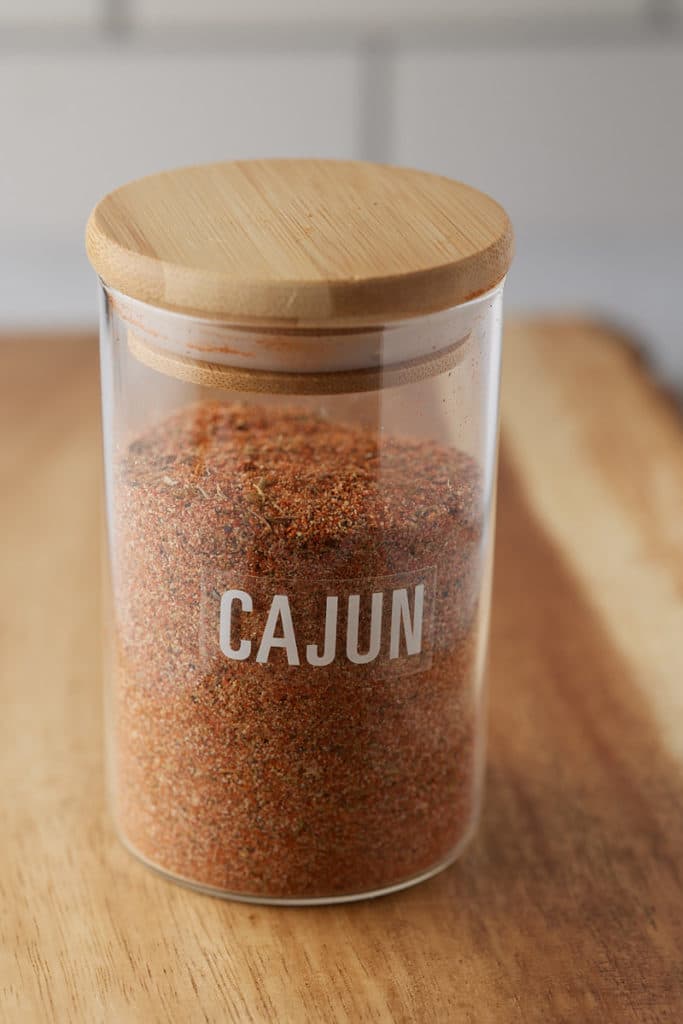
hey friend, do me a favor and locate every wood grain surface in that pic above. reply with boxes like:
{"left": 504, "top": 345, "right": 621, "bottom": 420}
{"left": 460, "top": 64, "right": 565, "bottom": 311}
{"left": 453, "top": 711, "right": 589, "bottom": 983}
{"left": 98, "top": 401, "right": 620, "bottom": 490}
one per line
{"left": 85, "top": 159, "right": 512, "bottom": 324}
{"left": 1, "top": 322, "right": 682, "bottom": 1023}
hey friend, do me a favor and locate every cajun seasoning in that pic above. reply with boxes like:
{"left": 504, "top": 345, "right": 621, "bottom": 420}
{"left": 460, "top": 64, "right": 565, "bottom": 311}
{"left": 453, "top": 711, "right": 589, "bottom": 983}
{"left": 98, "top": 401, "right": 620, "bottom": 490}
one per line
{"left": 87, "top": 159, "right": 513, "bottom": 902}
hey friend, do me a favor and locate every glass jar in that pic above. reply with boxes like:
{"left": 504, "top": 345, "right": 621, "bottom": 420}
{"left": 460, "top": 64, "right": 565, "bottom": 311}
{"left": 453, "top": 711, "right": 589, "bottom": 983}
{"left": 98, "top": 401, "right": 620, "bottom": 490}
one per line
{"left": 87, "top": 159, "right": 513, "bottom": 904}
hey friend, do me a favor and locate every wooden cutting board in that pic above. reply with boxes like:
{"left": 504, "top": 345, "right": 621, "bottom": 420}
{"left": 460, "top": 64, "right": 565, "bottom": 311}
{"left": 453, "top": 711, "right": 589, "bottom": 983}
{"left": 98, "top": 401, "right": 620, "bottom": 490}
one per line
{"left": 1, "top": 321, "right": 682, "bottom": 1023}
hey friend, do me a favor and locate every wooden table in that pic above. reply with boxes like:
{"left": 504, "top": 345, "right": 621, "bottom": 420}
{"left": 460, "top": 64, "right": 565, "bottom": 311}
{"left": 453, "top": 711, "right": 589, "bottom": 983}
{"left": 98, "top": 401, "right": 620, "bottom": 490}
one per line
{"left": 2, "top": 323, "right": 682, "bottom": 1023}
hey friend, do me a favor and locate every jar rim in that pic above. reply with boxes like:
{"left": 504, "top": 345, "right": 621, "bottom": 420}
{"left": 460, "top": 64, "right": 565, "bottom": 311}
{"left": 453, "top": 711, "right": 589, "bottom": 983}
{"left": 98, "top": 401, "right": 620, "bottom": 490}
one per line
{"left": 105, "top": 281, "right": 505, "bottom": 395}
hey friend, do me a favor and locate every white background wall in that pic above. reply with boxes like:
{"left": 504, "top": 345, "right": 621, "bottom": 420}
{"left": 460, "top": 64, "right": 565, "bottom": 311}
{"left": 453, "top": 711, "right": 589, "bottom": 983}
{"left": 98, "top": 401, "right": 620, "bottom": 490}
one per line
{"left": 1, "top": 0, "right": 682, "bottom": 388}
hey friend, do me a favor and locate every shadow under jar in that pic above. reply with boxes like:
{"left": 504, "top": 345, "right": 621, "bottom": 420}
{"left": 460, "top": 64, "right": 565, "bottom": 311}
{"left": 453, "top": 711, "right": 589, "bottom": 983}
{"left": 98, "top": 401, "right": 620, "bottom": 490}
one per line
{"left": 86, "top": 159, "right": 513, "bottom": 904}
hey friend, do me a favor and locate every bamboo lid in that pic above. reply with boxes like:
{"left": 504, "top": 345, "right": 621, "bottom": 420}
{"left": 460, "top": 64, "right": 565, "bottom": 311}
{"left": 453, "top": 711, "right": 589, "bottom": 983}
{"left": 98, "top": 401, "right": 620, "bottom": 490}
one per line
{"left": 86, "top": 159, "right": 513, "bottom": 327}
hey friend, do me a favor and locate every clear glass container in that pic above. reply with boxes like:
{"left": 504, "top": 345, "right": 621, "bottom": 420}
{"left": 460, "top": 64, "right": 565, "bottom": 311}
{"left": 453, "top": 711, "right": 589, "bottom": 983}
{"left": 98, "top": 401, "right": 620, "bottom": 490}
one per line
{"left": 87, "top": 157, "right": 512, "bottom": 903}
{"left": 98, "top": 282, "right": 505, "bottom": 904}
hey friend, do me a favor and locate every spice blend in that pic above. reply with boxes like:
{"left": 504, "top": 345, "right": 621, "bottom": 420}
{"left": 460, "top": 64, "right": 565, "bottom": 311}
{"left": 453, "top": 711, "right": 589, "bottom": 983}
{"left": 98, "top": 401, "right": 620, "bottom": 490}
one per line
{"left": 112, "top": 400, "right": 485, "bottom": 899}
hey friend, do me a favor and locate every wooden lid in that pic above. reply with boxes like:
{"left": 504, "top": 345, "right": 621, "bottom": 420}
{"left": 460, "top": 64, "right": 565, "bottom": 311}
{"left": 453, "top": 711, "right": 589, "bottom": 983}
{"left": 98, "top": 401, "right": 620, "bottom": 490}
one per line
{"left": 86, "top": 159, "right": 513, "bottom": 327}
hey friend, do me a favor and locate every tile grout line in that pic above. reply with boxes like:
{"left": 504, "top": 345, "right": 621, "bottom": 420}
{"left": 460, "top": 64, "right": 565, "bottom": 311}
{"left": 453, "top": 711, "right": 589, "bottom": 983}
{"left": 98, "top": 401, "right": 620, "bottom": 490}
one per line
{"left": 356, "top": 36, "right": 395, "bottom": 164}
{"left": 0, "top": 14, "right": 681, "bottom": 54}
{"left": 101, "top": 0, "right": 132, "bottom": 38}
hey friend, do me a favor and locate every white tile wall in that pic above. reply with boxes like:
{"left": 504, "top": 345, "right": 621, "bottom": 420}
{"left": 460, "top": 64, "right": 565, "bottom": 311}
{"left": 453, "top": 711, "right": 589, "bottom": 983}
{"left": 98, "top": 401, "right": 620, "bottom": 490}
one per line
{"left": 133, "top": 0, "right": 650, "bottom": 26}
{"left": 395, "top": 42, "right": 683, "bottom": 391}
{"left": 394, "top": 43, "right": 683, "bottom": 232}
{"left": 0, "top": 51, "right": 359, "bottom": 238}
{"left": 0, "top": 2, "right": 680, "bottom": 390}
{"left": 0, "top": 49, "right": 359, "bottom": 327}
{"left": 507, "top": 227, "right": 683, "bottom": 390}
{"left": 0, "top": 0, "right": 99, "bottom": 24}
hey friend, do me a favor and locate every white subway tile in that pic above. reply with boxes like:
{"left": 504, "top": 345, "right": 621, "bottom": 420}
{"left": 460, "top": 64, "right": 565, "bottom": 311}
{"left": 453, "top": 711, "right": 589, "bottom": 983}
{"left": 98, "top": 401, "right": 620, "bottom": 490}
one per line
{"left": 132, "top": 0, "right": 648, "bottom": 27}
{"left": 394, "top": 43, "right": 683, "bottom": 232}
{"left": 0, "top": 0, "right": 98, "bottom": 25}
{"left": 0, "top": 51, "right": 359, "bottom": 239}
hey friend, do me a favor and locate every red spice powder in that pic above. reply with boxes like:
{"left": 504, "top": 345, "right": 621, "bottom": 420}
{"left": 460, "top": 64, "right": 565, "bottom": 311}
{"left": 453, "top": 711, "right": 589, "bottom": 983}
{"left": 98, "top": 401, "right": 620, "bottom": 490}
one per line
{"left": 112, "top": 401, "right": 484, "bottom": 900}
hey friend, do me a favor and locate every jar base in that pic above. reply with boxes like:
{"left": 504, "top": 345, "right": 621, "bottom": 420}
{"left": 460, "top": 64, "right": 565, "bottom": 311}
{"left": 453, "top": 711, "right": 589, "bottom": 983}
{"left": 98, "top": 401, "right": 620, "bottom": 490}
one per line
{"left": 115, "top": 823, "right": 478, "bottom": 906}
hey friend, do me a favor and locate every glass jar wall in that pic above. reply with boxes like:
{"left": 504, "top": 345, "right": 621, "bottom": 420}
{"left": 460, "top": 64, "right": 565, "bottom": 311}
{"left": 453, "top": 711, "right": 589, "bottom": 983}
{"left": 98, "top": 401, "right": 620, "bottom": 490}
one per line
{"left": 87, "top": 157, "right": 513, "bottom": 902}
{"left": 99, "top": 283, "right": 504, "bottom": 903}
